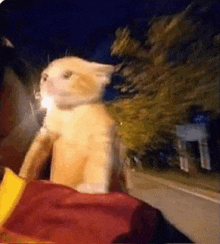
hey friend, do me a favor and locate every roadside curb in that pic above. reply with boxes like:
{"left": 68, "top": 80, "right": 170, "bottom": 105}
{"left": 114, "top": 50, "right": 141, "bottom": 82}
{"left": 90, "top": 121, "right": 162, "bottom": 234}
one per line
{"left": 128, "top": 170, "right": 220, "bottom": 204}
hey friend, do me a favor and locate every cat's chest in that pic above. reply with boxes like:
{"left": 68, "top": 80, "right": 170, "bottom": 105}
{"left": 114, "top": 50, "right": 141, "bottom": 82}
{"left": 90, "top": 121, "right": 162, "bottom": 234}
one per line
{"left": 44, "top": 109, "right": 87, "bottom": 140}
{"left": 44, "top": 107, "right": 112, "bottom": 142}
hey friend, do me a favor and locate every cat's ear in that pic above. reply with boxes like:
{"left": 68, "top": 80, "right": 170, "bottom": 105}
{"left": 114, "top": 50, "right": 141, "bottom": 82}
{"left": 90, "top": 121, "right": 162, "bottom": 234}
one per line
{"left": 91, "top": 63, "right": 115, "bottom": 73}
{"left": 90, "top": 63, "right": 115, "bottom": 85}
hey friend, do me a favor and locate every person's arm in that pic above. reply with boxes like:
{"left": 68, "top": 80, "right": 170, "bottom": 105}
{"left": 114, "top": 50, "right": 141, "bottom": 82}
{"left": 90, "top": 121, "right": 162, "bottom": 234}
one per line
{"left": 19, "top": 127, "right": 58, "bottom": 180}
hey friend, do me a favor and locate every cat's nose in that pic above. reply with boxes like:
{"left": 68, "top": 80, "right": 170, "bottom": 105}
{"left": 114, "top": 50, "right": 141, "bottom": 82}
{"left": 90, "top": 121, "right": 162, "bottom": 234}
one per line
{"left": 35, "top": 92, "right": 41, "bottom": 100}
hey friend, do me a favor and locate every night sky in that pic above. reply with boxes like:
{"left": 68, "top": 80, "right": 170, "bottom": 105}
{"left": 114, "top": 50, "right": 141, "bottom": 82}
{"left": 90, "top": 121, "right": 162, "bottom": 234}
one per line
{"left": 0, "top": 0, "right": 219, "bottom": 100}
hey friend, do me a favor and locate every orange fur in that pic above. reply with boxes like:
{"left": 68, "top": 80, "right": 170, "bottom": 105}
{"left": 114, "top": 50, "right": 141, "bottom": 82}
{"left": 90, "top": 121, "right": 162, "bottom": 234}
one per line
{"left": 19, "top": 57, "right": 127, "bottom": 193}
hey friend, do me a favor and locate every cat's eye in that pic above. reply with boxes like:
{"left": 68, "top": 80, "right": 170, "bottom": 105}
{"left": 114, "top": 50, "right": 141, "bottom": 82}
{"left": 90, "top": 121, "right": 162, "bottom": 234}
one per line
{"left": 62, "top": 70, "right": 73, "bottom": 79}
{"left": 41, "top": 73, "right": 48, "bottom": 82}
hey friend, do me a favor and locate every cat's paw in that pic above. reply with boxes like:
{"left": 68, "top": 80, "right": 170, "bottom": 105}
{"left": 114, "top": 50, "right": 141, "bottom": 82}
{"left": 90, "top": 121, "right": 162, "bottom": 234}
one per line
{"left": 75, "top": 183, "right": 108, "bottom": 194}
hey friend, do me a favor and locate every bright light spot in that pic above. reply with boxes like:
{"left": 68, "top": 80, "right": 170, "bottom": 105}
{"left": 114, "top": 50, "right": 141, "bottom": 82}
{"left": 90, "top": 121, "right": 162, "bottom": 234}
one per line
{"left": 41, "top": 96, "right": 53, "bottom": 111}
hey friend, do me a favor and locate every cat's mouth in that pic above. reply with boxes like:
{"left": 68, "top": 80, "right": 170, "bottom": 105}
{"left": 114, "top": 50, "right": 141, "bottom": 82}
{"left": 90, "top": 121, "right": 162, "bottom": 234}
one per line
{"left": 39, "top": 90, "right": 100, "bottom": 111}
{"left": 39, "top": 88, "right": 74, "bottom": 111}
{"left": 58, "top": 91, "right": 73, "bottom": 96}
{"left": 40, "top": 93, "right": 76, "bottom": 111}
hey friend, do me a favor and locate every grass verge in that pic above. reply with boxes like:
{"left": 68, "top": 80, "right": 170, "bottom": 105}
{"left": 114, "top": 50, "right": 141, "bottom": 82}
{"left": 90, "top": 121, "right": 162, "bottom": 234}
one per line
{"left": 133, "top": 166, "right": 220, "bottom": 193}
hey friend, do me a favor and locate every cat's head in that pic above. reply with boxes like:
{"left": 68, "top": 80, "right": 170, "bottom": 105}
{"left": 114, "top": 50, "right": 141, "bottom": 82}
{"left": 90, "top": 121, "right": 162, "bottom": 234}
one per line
{"left": 40, "top": 56, "right": 115, "bottom": 110}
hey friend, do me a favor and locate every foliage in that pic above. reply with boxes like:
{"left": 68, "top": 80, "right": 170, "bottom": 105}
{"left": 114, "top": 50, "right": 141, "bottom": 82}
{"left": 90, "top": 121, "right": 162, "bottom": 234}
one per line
{"left": 109, "top": 4, "right": 220, "bottom": 152}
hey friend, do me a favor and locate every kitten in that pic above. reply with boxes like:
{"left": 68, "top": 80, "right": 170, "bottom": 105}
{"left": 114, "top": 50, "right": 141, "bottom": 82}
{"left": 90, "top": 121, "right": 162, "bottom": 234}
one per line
{"left": 19, "top": 56, "right": 127, "bottom": 193}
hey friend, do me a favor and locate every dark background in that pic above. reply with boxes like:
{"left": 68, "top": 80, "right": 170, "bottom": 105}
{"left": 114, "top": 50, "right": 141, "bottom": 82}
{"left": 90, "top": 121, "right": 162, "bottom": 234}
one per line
{"left": 0, "top": 0, "right": 219, "bottom": 100}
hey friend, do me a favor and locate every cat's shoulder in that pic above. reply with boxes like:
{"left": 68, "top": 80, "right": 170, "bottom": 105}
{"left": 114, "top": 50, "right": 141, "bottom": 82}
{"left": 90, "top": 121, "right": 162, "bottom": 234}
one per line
{"left": 87, "top": 104, "right": 115, "bottom": 126}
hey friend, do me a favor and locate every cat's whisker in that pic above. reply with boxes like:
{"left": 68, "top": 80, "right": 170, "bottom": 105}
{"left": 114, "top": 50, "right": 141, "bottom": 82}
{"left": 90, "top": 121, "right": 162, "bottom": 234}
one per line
{"left": 29, "top": 102, "right": 35, "bottom": 119}
{"left": 47, "top": 55, "right": 50, "bottom": 64}
{"left": 65, "top": 49, "right": 68, "bottom": 56}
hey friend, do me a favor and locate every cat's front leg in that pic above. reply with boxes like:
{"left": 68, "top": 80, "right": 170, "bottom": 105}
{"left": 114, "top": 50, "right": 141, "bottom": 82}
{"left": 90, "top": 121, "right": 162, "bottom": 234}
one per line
{"left": 76, "top": 182, "right": 108, "bottom": 194}
{"left": 19, "top": 127, "right": 57, "bottom": 180}
{"left": 77, "top": 132, "right": 114, "bottom": 194}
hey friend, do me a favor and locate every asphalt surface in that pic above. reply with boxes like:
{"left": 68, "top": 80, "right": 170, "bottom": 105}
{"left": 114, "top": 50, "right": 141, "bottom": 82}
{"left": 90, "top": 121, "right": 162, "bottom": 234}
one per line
{"left": 127, "top": 170, "right": 220, "bottom": 244}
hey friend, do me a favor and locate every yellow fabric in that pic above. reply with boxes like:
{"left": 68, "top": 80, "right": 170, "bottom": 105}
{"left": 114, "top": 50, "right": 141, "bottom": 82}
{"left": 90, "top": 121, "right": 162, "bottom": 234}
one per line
{"left": 0, "top": 167, "right": 27, "bottom": 226}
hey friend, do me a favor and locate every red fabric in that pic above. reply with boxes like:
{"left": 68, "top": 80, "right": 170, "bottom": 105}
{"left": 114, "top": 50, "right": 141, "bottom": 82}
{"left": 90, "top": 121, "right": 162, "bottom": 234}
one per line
{"left": 3, "top": 180, "right": 159, "bottom": 244}
{"left": 0, "top": 226, "right": 47, "bottom": 243}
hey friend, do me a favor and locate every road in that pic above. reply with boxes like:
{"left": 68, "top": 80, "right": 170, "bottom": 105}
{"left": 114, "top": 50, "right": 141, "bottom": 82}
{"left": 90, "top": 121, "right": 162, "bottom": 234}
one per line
{"left": 127, "top": 170, "right": 220, "bottom": 244}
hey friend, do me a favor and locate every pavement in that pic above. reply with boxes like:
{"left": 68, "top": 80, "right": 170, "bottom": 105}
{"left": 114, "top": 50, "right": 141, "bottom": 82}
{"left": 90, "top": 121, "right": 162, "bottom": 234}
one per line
{"left": 127, "top": 169, "right": 220, "bottom": 204}
{"left": 127, "top": 169, "right": 220, "bottom": 244}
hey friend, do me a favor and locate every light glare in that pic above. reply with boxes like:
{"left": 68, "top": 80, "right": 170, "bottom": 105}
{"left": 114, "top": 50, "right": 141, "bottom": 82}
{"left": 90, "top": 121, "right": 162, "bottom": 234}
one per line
{"left": 41, "top": 97, "right": 53, "bottom": 111}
